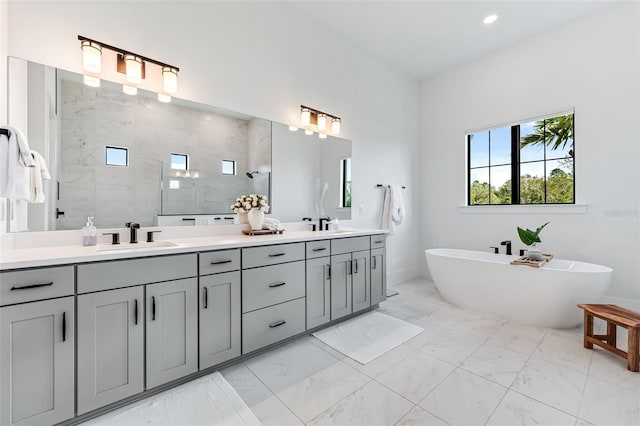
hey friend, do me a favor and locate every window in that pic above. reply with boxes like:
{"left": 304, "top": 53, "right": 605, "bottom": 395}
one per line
{"left": 340, "top": 158, "right": 352, "bottom": 208}
{"left": 221, "top": 160, "right": 236, "bottom": 175}
{"left": 171, "top": 153, "right": 188, "bottom": 170}
{"left": 468, "top": 113, "right": 574, "bottom": 205}
{"left": 105, "top": 146, "right": 128, "bottom": 167}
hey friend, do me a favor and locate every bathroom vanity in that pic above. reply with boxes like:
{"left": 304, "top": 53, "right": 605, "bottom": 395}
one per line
{"left": 0, "top": 229, "right": 386, "bottom": 426}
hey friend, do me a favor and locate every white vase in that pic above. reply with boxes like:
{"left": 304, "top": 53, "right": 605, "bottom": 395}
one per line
{"left": 247, "top": 209, "right": 264, "bottom": 230}
{"left": 236, "top": 212, "right": 249, "bottom": 224}
{"left": 527, "top": 246, "right": 544, "bottom": 261}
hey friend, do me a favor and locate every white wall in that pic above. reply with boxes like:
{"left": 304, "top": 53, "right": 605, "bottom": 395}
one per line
{"left": 0, "top": 0, "right": 7, "bottom": 235}
{"left": 419, "top": 3, "right": 640, "bottom": 305}
{"left": 6, "top": 1, "right": 422, "bottom": 282}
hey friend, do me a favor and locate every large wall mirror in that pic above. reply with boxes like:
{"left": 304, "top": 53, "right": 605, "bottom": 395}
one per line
{"left": 5, "top": 57, "right": 351, "bottom": 232}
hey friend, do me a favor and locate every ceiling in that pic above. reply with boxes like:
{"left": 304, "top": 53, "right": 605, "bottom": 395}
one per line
{"left": 289, "top": 0, "right": 620, "bottom": 80}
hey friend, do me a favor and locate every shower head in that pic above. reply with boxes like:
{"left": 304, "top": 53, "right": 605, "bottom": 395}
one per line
{"left": 246, "top": 171, "right": 258, "bottom": 179}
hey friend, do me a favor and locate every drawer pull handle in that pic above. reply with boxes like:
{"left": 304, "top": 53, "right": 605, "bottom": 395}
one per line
{"left": 354, "top": 259, "right": 359, "bottom": 274}
{"left": 62, "top": 312, "right": 67, "bottom": 342}
{"left": 10, "top": 282, "right": 53, "bottom": 291}
{"left": 211, "top": 259, "right": 232, "bottom": 265}
{"left": 374, "top": 240, "right": 384, "bottom": 244}
{"left": 269, "top": 320, "right": 286, "bottom": 328}
{"left": 312, "top": 247, "right": 327, "bottom": 252}
{"left": 203, "top": 287, "right": 208, "bottom": 309}
{"left": 348, "top": 260, "right": 353, "bottom": 275}
{"left": 268, "top": 282, "right": 286, "bottom": 288}
{"left": 268, "top": 253, "right": 286, "bottom": 257}
{"left": 152, "top": 296, "right": 156, "bottom": 321}
{"left": 134, "top": 299, "right": 139, "bottom": 325}
{"left": 326, "top": 265, "right": 331, "bottom": 281}
{"left": 372, "top": 256, "right": 377, "bottom": 270}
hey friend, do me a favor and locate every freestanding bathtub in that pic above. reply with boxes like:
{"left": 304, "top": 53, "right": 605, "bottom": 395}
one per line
{"left": 425, "top": 248, "right": 613, "bottom": 328}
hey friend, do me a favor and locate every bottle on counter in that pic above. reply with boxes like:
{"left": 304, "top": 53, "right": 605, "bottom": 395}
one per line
{"left": 82, "top": 216, "right": 97, "bottom": 246}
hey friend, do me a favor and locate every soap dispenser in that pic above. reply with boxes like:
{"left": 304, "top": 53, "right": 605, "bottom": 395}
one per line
{"left": 82, "top": 216, "right": 97, "bottom": 246}
{"left": 328, "top": 215, "right": 339, "bottom": 231}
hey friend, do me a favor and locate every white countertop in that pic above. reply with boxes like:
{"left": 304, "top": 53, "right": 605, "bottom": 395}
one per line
{"left": 0, "top": 228, "right": 387, "bottom": 270}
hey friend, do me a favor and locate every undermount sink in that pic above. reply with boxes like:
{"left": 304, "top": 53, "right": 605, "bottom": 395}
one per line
{"left": 96, "top": 241, "right": 179, "bottom": 252}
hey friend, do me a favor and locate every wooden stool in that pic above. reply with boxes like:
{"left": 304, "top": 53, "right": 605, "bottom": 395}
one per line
{"left": 577, "top": 304, "right": 640, "bottom": 372}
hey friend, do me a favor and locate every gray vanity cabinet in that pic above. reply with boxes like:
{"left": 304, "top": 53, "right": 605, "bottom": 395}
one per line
{"left": 77, "top": 287, "right": 144, "bottom": 415}
{"left": 330, "top": 253, "right": 353, "bottom": 320}
{"left": 0, "top": 297, "right": 75, "bottom": 426}
{"left": 370, "top": 248, "right": 387, "bottom": 305}
{"left": 199, "top": 271, "right": 241, "bottom": 369}
{"left": 306, "top": 256, "right": 331, "bottom": 329}
{"left": 351, "top": 250, "right": 371, "bottom": 313}
{"left": 146, "top": 278, "right": 198, "bottom": 389}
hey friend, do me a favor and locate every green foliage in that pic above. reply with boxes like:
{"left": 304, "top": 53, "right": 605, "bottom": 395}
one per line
{"left": 521, "top": 114, "right": 574, "bottom": 157}
{"left": 517, "top": 222, "right": 550, "bottom": 246}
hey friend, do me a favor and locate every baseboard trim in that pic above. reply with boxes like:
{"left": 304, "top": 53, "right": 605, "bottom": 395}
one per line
{"left": 388, "top": 267, "right": 422, "bottom": 286}
{"left": 602, "top": 296, "right": 640, "bottom": 312}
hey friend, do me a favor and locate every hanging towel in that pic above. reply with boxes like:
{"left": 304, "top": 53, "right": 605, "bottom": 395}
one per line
{"left": 28, "top": 150, "right": 51, "bottom": 204}
{"left": 381, "top": 185, "right": 405, "bottom": 235}
{"left": 0, "top": 126, "right": 37, "bottom": 200}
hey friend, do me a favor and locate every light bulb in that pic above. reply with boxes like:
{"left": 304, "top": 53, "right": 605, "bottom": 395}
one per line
{"left": 162, "top": 66, "right": 178, "bottom": 94}
{"left": 157, "top": 93, "right": 172, "bottom": 103}
{"left": 317, "top": 114, "right": 327, "bottom": 131}
{"left": 483, "top": 14, "right": 498, "bottom": 24}
{"left": 81, "top": 40, "right": 102, "bottom": 73}
{"left": 122, "top": 85, "right": 137, "bottom": 95}
{"left": 304, "top": 129, "right": 313, "bottom": 135}
{"left": 319, "top": 133, "right": 327, "bottom": 139}
{"left": 331, "top": 118, "right": 341, "bottom": 135}
{"left": 124, "top": 54, "right": 143, "bottom": 84}
{"left": 289, "top": 125, "right": 298, "bottom": 132}
{"left": 300, "top": 108, "right": 311, "bottom": 126}
{"left": 83, "top": 75, "right": 100, "bottom": 87}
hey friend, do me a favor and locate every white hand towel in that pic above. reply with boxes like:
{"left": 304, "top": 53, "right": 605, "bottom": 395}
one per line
{"left": 262, "top": 217, "right": 281, "bottom": 230}
{"left": 0, "top": 126, "right": 36, "bottom": 200}
{"left": 381, "top": 185, "right": 405, "bottom": 235}
{"left": 28, "top": 150, "right": 51, "bottom": 204}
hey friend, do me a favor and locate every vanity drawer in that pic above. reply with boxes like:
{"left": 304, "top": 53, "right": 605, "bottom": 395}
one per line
{"left": 242, "top": 297, "right": 306, "bottom": 354}
{"left": 0, "top": 266, "right": 74, "bottom": 306}
{"left": 199, "top": 249, "right": 240, "bottom": 275}
{"left": 242, "top": 261, "right": 305, "bottom": 313}
{"left": 306, "top": 240, "right": 331, "bottom": 259}
{"left": 371, "top": 235, "right": 386, "bottom": 249}
{"left": 331, "top": 236, "right": 370, "bottom": 255}
{"left": 242, "top": 243, "right": 305, "bottom": 269}
{"left": 77, "top": 254, "right": 197, "bottom": 294}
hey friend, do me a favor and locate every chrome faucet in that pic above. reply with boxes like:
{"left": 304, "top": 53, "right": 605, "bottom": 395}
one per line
{"left": 126, "top": 222, "right": 140, "bottom": 243}
{"left": 500, "top": 240, "right": 512, "bottom": 256}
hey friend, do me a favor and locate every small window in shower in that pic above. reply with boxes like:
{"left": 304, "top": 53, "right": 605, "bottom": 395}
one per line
{"left": 171, "top": 153, "right": 189, "bottom": 170}
{"left": 340, "top": 157, "right": 352, "bottom": 208}
{"left": 105, "top": 146, "right": 128, "bottom": 167}
{"left": 222, "top": 160, "right": 236, "bottom": 175}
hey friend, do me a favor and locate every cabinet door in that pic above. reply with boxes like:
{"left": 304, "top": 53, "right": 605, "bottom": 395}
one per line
{"left": 199, "top": 271, "right": 241, "bottom": 370}
{"left": 306, "top": 257, "right": 331, "bottom": 329}
{"left": 146, "top": 278, "right": 198, "bottom": 389}
{"left": 371, "top": 248, "right": 387, "bottom": 305}
{"left": 352, "top": 250, "right": 371, "bottom": 313}
{"left": 330, "top": 253, "right": 352, "bottom": 320}
{"left": 0, "top": 297, "right": 74, "bottom": 426}
{"left": 77, "top": 287, "right": 144, "bottom": 415}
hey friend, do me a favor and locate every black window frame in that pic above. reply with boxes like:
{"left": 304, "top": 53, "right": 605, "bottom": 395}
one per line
{"left": 467, "top": 113, "right": 575, "bottom": 206}
{"left": 170, "top": 153, "right": 189, "bottom": 170}
{"left": 221, "top": 159, "right": 236, "bottom": 176}
{"left": 105, "top": 145, "right": 128, "bottom": 167}
{"left": 341, "top": 158, "right": 352, "bottom": 208}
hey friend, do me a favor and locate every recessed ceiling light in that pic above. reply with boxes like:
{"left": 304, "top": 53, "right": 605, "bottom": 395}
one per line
{"left": 483, "top": 14, "right": 498, "bottom": 24}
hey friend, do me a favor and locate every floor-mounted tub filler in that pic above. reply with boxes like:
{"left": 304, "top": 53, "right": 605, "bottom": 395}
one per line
{"left": 425, "top": 248, "right": 613, "bottom": 328}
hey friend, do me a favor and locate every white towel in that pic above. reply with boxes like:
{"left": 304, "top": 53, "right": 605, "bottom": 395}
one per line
{"left": 0, "top": 126, "right": 36, "bottom": 200}
{"left": 381, "top": 185, "right": 405, "bottom": 235}
{"left": 262, "top": 217, "right": 281, "bottom": 230}
{"left": 28, "top": 150, "right": 51, "bottom": 204}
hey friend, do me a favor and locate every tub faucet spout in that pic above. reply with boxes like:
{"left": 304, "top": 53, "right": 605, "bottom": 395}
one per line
{"left": 501, "top": 240, "right": 512, "bottom": 256}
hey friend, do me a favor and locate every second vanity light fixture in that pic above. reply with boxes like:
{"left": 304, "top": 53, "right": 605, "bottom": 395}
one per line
{"left": 298, "top": 105, "right": 341, "bottom": 138}
{"left": 79, "top": 35, "right": 180, "bottom": 102}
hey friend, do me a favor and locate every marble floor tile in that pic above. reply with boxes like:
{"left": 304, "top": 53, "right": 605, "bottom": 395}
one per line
{"left": 578, "top": 375, "right": 640, "bottom": 426}
{"left": 245, "top": 339, "right": 340, "bottom": 394}
{"left": 453, "top": 310, "right": 507, "bottom": 339}
{"left": 461, "top": 342, "right": 529, "bottom": 387}
{"left": 531, "top": 334, "right": 593, "bottom": 374}
{"left": 486, "top": 321, "right": 546, "bottom": 356}
{"left": 588, "top": 350, "right": 640, "bottom": 391}
{"left": 378, "top": 297, "right": 444, "bottom": 324}
{"left": 304, "top": 335, "right": 347, "bottom": 360}
{"left": 511, "top": 356, "right": 587, "bottom": 415}
{"left": 486, "top": 390, "right": 576, "bottom": 426}
{"left": 395, "top": 406, "right": 450, "bottom": 426}
{"left": 402, "top": 319, "right": 450, "bottom": 349}
{"left": 576, "top": 420, "right": 597, "bottom": 426}
{"left": 308, "top": 380, "right": 413, "bottom": 426}
{"left": 419, "top": 368, "right": 507, "bottom": 426}
{"left": 220, "top": 363, "right": 273, "bottom": 406}
{"left": 250, "top": 395, "right": 303, "bottom": 426}
{"left": 275, "top": 362, "right": 370, "bottom": 423}
{"left": 419, "top": 327, "right": 486, "bottom": 365}
{"left": 342, "top": 343, "right": 416, "bottom": 378}
{"left": 376, "top": 351, "right": 455, "bottom": 404}
{"left": 428, "top": 304, "right": 473, "bottom": 327}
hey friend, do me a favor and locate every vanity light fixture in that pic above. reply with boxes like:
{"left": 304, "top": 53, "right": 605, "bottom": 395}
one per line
{"left": 483, "top": 14, "right": 498, "bottom": 24}
{"left": 304, "top": 129, "right": 314, "bottom": 135}
{"left": 78, "top": 35, "right": 179, "bottom": 97}
{"left": 299, "top": 105, "right": 341, "bottom": 135}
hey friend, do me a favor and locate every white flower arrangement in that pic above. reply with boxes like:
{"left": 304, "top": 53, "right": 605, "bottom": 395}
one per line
{"left": 230, "top": 194, "right": 270, "bottom": 213}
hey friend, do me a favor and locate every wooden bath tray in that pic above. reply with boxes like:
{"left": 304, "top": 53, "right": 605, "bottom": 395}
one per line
{"left": 510, "top": 254, "right": 554, "bottom": 268}
{"left": 242, "top": 228, "right": 284, "bottom": 236}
